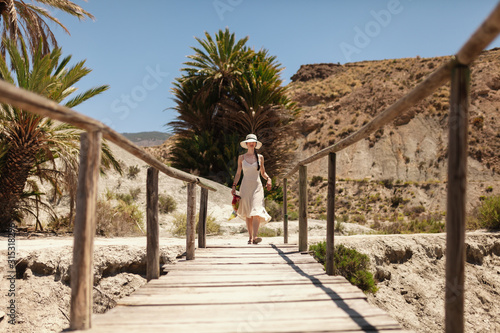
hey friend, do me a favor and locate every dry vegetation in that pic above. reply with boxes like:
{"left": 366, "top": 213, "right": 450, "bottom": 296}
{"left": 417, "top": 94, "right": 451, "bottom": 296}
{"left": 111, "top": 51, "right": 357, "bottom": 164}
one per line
{"left": 288, "top": 49, "right": 500, "bottom": 172}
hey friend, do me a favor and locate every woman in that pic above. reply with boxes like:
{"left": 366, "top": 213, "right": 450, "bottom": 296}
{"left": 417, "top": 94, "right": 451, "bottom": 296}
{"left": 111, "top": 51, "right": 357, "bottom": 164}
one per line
{"left": 231, "top": 134, "right": 272, "bottom": 244}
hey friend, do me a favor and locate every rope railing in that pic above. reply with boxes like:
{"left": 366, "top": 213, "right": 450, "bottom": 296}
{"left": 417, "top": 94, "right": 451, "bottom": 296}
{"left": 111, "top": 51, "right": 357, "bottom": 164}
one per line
{"left": 281, "top": 3, "right": 500, "bottom": 333}
{"left": 0, "top": 76, "right": 216, "bottom": 330}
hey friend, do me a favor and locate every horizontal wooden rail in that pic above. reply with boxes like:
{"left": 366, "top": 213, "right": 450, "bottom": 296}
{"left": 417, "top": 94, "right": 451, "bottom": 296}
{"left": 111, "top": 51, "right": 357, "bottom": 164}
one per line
{"left": 284, "top": 1, "right": 500, "bottom": 178}
{"left": 0, "top": 80, "right": 216, "bottom": 192}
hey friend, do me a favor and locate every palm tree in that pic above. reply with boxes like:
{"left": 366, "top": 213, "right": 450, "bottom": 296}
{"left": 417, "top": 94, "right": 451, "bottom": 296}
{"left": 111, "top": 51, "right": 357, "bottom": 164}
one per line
{"left": 0, "top": 0, "right": 93, "bottom": 56}
{"left": 220, "top": 55, "right": 298, "bottom": 174}
{"left": 168, "top": 28, "right": 299, "bottom": 183}
{"left": 181, "top": 27, "right": 252, "bottom": 100}
{"left": 0, "top": 38, "right": 121, "bottom": 231}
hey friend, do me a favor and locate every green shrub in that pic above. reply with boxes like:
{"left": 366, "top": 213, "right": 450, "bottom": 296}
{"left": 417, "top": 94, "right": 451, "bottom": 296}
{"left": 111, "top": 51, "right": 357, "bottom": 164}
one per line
{"left": 47, "top": 213, "right": 72, "bottom": 233}
{"left": 468, "top": 195, "right": 500, "bottom": 230}
{"left": 352, "top": 214, "right": 366, "bottom": 224}
{"left": 403, "top": 205, "right": 426, "bottom": 218}
{"left": 335, "top": 220, "right": 345, "bottom": 233}
{"left": 375, "top": 213, "right": 444, "bottom": 234}
{"left": 113, "top": 188, "right": 141, "bottom": 205}
{"left": 266, "top": 200, "right": 282, "bottom": 221}
{"left": 171, "top": 213, "right": 222, "bottom": 237}
{"left": 390, "top": 195, "right": 404, "bottom": 208}
{"left": 196, "top": 215, "right": 221, "bottom": 235}
{"left": 257, "top": 226, "right": 279, "bottom": 237}
{"left": 96, "top": 200, "right": 144, "bottom": 237}
{"left": 309, "top": 242, "right": 377, "bottom": 294}
{"left": 129, "top": 187, "right": 141, "bottom": 200}
{"left": 159, "top": 194, "right": 177, "bottom": 214}
{"left": 288, "top": 211, "right": 299, "bottom": 220}
{"left": 380, "top": 179, "right": 394, "bottom": 189}
{"left": 105, "top": 188, "right": 114, "bottom": 201}
{"left": 170, "top": 213, "right": 187, "bottom": 236}
{"left": 264, "top": 180, "right": 283, "bottom": 203}
{"left": 127, "top": 165, "right": 141, "bottom": 179}
{"left": 115, "top": 193, "right": 134, "bottom": 205}
{"left": 310, "top": 176, "right": 324, "bottom": 187}
{"left": 368, "top": 193, "right": 381, "bottom": 203}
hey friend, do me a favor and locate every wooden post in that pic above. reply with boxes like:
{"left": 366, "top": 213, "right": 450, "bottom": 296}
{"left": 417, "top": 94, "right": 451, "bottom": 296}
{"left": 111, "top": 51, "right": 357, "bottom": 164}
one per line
{"left": 283, "top": 178, "right": 288, "bottom": 244}
{"left": 298, "top": 165, "right": 308, "bottom": 252}
{"left": 326, "top": 153, "right": 336, "bottom": 275}
{"left": 186, "top": 182, "right": 196, "bottom": 260}
{"left": 198, "top": 187, "right": 208, "bottom": 248}
{"left": 445, "top": 64, "right": 470, "bottom": 333}
{"left": 70, "top": 131, "right": 102, "bottom": 330}
{"left": 146, "top": 167, "right": 160, "bottom": 281}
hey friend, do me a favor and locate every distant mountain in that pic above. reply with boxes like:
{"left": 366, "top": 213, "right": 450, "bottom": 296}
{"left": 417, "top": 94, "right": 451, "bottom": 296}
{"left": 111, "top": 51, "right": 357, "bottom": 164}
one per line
{"left": 120, "top": 131, "right": 171, "bottom": 147}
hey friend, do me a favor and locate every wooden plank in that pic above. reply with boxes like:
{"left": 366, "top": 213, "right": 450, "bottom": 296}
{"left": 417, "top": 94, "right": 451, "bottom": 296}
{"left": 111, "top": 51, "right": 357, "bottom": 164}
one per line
{"left": 118, "top": 291, "right": 366, "bottom": 306}
{"left": 70, "top": 131, "right": 102, "bottom": 330}
{"left": 198, "top": 187, "right": 208, "bottom": 248}
{"left": 186, "top": 182, "right": 196, "bottom": 260}
{"left": 133, "top": 282, "right": 364, "bottom": 296}
{"left": 326, "top": 152, "right": 336, "bottom": 275}
{"left": 144, "top": 276, "right": 352, "bottom": 288}
{"left": 190, "top": 255, "right": 316, "bottom": 261}
{"left": 92, "top": 300, "right": 390, "bottom": 325}
{"left": 298, "top": 165, "right": 308, "bottom": 252}
{"left": 163, "top": 263, "right": 326, "bottom": 274}
{"left": 146, "top": 167, "right": 160, "bottom": 281}
{"left": 445, "top": 64, "right": 470, "bottom": 333}
{"left": 160, "top": 271, "right": 342, "bottom": 281}
{"left": 173, "top": 257, "right": 318, "bottom": 264}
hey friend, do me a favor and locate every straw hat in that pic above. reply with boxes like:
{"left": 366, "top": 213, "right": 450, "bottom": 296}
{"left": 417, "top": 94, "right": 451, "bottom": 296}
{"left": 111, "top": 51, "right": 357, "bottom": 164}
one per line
{"left": 240, "top": 134, "right": 262, "bottom": 149}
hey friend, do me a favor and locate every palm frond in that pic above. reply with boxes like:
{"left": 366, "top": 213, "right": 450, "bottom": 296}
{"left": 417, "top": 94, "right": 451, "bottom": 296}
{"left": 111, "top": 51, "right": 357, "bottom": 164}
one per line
{"left": 64, "top": 85, "right": 109, "bottom": 108}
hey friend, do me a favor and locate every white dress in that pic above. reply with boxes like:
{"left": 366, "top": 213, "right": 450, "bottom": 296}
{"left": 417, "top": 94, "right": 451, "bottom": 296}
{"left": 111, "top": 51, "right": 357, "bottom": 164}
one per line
{"left": 237, "top": 158, "right": 271, "bottom": 224}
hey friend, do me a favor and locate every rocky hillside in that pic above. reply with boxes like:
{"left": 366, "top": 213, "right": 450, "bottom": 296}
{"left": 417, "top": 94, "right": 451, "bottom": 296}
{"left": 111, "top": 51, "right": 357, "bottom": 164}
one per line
{"left": 288, "top": 49, "right": 500, "bottom": 181}
{"left": 284, "top": 49, "right": 500, "bottom": 220}
{"left": 121, "top": 131, "right": 171, "bottom": 147}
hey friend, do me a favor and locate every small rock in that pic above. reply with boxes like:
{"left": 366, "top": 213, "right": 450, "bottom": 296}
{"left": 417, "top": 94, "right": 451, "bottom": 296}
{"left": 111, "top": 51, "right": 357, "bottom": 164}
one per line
{"left": 466, "top": 242, "right": 484, "bottom": 265}
{"left": 375, "top": 266, "right": 392, "bottom": 282}
{"left": 23, "top": 268, "right": 33, "bottom": 280}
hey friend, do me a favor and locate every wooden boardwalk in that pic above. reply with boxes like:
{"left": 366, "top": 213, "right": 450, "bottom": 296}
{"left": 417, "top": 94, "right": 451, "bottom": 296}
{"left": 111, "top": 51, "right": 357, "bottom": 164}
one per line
{"left": 82, "top": 243, "right": 406, "bottom": 332}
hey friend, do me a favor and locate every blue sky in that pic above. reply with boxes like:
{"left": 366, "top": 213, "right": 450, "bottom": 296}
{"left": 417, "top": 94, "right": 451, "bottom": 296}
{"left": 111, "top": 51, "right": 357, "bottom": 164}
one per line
{"left": 50, "top": 0, "right": 500, "bottom": 134}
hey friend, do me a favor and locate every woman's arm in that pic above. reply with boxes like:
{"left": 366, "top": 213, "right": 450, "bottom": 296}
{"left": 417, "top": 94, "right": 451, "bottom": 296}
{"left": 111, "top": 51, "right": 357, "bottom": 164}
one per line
{"left": 231, "top": 155, "right": 243, "bottom": 195}
{"left": 259, "top": 155, "right": 272, "bottom": 190}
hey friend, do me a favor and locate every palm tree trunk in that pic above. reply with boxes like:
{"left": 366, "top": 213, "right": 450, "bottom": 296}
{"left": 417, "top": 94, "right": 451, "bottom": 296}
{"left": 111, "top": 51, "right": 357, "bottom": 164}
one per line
{"left": 0, "top": 144, "right": 39, "bottom": 231}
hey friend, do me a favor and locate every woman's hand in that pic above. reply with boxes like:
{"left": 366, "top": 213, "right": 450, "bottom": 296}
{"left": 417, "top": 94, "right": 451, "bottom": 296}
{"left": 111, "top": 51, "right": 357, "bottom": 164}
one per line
{"left": 231, "top": 187, "right": 236, "bottom": 196}
{"left": 266, "top": 178, "right": 272, "bottom": 191}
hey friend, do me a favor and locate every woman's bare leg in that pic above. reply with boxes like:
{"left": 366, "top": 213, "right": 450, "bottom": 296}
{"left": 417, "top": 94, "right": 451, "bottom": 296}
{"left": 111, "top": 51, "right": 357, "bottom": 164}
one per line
{"left": 246, "top": 217, "right": 253, "bottom": 242}
{"left": 252, "top": 216, "right": 260, "bottom": 241}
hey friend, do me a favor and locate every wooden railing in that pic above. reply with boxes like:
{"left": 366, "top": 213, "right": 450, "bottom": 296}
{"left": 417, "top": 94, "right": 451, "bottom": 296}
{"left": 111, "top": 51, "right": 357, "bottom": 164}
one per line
{"left": 281, "top": 3, "right": 500, "bottom": 333}
{"left": 0, "top": 79, "right": 217, "bottom": 330}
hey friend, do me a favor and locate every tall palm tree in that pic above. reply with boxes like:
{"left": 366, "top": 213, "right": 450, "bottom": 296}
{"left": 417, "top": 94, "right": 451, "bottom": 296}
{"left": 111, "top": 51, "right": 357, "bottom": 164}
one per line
{"left": 0, "top": 38, "right": 121, "bottom": 231}
{"left": 0, "top": 0, "right": 93, "bottom": 56}
{"left": 181, "top": 27, "right": 252, "bottom": 100}
{"left": 220, "top": 56, "right": 298, "bottom": 174}
{"left": 168, "top": 29, "right": 299, "bottom": 183}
